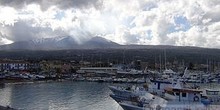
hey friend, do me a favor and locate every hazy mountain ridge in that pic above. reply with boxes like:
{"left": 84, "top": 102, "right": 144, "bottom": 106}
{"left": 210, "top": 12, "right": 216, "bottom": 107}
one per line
{"left": 0, "top": 36, "right": 219, "bottom": 51}
{"left": 82, "top": 37, "right": 120, "bottom": 49}
{"left": 0, "top": 36, "right": 120, "bottom": 50}
{"left": 0, "top": 36, "right": 219, "bottom": 64}
{"left": 0, "top": 46, "right": 219, "bottom": 65}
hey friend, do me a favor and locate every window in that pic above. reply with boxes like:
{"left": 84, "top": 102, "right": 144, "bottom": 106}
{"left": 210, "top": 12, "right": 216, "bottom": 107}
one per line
{"left": 207, "top": 92, "right": 211, "bottom": 95}
{"left": 182, "top": 93, "right": 186, "bottom": 97}
{"left": 214, "top": 92, "right": 219, "bottom": 95}
{"left": 175, "top": 92, "right": 180, "bottom": 96}
{"left": 167, "top": 91, "right": 175, "bottom": 95}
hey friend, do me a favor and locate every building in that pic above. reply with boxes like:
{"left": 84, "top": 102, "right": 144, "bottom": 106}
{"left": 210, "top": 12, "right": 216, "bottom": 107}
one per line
{"left": 0, "top": 60, "right": 29, "bottom": 71}
{"left": 0, "top": 60, "right": 41, "bottom": 72}
{"left": 77, "top": 67, "right": 117, "bottom": 73}
{"left": 77, "top": 67, "right": 118, "bottom": 77}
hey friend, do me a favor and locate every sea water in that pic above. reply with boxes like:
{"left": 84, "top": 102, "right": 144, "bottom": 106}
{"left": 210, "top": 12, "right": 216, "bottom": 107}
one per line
{"left": 0, "top": 81, "right": 123, "bottom": 110}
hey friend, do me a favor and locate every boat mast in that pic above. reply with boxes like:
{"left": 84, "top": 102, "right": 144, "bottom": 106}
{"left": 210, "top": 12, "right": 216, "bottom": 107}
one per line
{"left": 182, "top": 59, "right": 185, "bottom": 67}
{"left": 154, "top": 56, "right": 156, "bottom": 70}
{"left": 91, "top": 54, "right": 93, "bottom": 67}
{"left": 164, "top": 49, "right": 167, "bottom": 70}
{"left": 81, "top": 53, "right": 84, "bottom": 67}
{"left": 159, "top": 54, "right": 162, "bottom": 73}
{"left": 207, "top": 59, "right": 209, "bottom": 73}
{"left": 123, "top": 49, "right": 125, "bottom": 64}
{"left": 99, "top": 53, "right": 102, "bottom": 67}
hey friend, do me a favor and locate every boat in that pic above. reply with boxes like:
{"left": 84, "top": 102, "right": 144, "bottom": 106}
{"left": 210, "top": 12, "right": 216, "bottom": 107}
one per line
{"left": 113, "top": 79, "right": 220, "bottom": 110}
{"left": 118, "top": 93, "right": 207, "bottom": 110}
{"left": 109, "top": 85, "right": 147, "bottom": 102}
{"left": 163, "top": 85, "right": 202, "bottom": 102}
{"left": 109, "top": 78, "right": 174, "bottom": 102}
{"left": 201, "top": 89, "right": 220, "bottom": 105}
{"left": 148, "top": 79, "right": 174, "bottom": 96}
{"left": 118, "top": 93, "right": 167, "bottom": 110}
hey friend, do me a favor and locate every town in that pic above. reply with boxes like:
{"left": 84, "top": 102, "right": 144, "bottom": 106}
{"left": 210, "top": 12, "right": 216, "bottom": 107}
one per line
{"left": 0, "top": 57, "right": 220, "bottom": 84}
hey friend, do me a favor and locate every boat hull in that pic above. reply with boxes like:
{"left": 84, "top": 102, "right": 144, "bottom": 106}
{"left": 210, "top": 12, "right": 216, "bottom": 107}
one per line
{"left": 109, "top": 86, "right": 137, "bottom": 98}
{"left": 119, "top": 102, "right": 145, "bottom": 110}
{"left": 109, "top": 94, "right": 130, "bottom": 102}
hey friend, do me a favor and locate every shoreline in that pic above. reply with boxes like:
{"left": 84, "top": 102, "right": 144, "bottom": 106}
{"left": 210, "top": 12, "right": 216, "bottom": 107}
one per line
{"left": 0, "top": 79, "right": 70, "bottom": 85}
{"left": 1, "top": 78, "right": 220, "bottom": 87}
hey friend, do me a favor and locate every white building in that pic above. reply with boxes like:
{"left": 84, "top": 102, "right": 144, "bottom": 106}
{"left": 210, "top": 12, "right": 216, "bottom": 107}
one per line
{"left": 0, "top": 60, "right": 29, "bottom": 71}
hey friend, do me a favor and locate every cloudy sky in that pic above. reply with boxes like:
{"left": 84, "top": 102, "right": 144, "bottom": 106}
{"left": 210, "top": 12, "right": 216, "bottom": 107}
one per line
{"left": 0, "top": 0, "right": 220, "bottom": 48}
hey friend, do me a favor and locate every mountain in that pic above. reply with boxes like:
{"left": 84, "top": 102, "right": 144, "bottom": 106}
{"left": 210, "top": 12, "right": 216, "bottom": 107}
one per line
{"left": 0, "top": 45, "right": 219, "bottom": 65}
{"left": 0, "top": 41, "right": 34, "bottom": 50}
{"left": 0, "top": 36, "right": 78, "bottom": 50}
{"left": 1, "top": 36, "right": 219, "bottom": 51}
{"left": 0, "top": 36, "right": 220, "bottom": 64}
{"left": 0, "top": 36, "right": 120, "bottom": 50}
{"left": 31, "top": 36, "right": 80, "bottom": 50}
{"left": 83, "top": 37, "right": 120, "bottom": 48}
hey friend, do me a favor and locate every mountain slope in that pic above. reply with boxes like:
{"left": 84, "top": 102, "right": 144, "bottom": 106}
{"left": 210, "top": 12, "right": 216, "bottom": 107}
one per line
{"left": 0, "top": 36, "right": 78, "bottom": 50}
{"left": 83, "top": 37, "right": 120, "bottom": 48}
{"left": 0, "top": 36, "right": 120, "bottom": 50}
{"left": 0, "top": 41, "right": 34, "bottom": 50}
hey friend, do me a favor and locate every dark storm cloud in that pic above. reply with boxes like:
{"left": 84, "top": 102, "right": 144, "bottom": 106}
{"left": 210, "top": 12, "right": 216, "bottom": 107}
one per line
{"left": 0, "top": 0, "right": 103, "bottom": 10}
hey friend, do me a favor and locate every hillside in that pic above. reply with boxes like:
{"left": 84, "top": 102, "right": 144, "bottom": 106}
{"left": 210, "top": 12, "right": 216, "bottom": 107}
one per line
{"left": 0, "top": 45, "right": 219, "bottom": 65}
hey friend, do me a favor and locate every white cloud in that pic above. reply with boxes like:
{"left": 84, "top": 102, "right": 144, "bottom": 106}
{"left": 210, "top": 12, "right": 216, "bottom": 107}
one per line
{"left": 0, "top": 0, "right": 220, "bottom": 48}
{"left": 0, "top": 6, "right": 18, "bottom": 26}
{"left": 0, "top": 32, "right": 13, "bottom": 45}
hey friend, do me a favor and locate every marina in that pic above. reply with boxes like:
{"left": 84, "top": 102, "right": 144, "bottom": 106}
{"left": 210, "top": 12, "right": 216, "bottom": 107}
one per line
{"left": 1, "top": 61, "right": 220, "bottom": 110}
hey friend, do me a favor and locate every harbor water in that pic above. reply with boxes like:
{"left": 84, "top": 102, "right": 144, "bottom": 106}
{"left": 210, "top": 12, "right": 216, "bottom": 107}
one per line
{"left": 1, "top": 81, "right": 220, "bottom": 110}
{"left": 0, "top": 81, "right": 123, "bottom": 110}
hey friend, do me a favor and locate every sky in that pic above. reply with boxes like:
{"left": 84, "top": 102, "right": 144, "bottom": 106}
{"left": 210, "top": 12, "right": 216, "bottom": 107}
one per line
{"left": 0, "top": 0, "right": 220, "bottom": 48}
